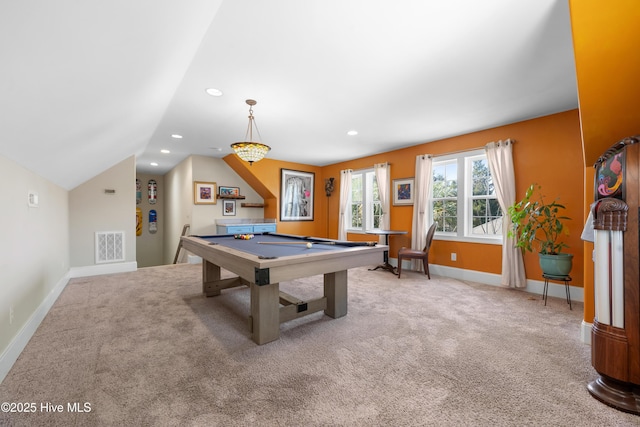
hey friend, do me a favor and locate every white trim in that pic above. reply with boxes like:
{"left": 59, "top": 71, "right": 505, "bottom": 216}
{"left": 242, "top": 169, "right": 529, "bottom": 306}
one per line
{"left": 69, "top": 261, "right": 137, "bottom": 278}
{"left": 434, "top": 235, "right": 502, "bottom": 245}
{"left": 581, "top": 320, "right": 592, "bottom": 345}
{"left": 0, "top": 272, "right": 71, "bottom": 384}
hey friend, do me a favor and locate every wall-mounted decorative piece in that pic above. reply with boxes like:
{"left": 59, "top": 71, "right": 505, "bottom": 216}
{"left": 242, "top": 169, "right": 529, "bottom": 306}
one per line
{"left": 595, "top": 147, "right": 625, "bottom": 200}
{"left": 392, "top": 178, "right": 414, "bottom": 205}
{"left": 324, "top": 177, "right": 335, "bottom": 197}
{"left": 219, "top": 186, "right": 240, "bottom": 197}
{"left": 222, "top": 200, "right": 236, "bottom": 216}
{"left": 193, "top": 181, "right": 217, "bottom": 205}
{"left": 281, "top": 168, "right": 314, "bottom": 221}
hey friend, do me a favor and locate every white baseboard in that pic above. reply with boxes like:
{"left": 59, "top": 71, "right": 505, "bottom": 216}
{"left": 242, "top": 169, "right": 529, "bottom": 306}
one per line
{"left": 581, "top": 320, "right": 592, "bottom": 345}
{"left": 69, "top": 261, "right": 137, "bottom": 278}
{"left": 0, "top": 272, "right": 71, "bottom": 384}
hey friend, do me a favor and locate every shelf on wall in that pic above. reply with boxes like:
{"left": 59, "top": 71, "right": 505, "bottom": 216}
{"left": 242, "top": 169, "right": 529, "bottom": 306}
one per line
{"left": 241, "top": 203, "right": 265, "bottom": 208}
{"left": 217, "top": 195, "right": 246, "bottom": 200}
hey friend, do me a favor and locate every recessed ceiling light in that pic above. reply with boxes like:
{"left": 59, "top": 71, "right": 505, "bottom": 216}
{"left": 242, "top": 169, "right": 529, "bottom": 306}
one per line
{"left": 161, "top": 149, "right": 170, "bottom": 154}
{"left": 347, "top": 130, "right": 358, "bottom": 136}
{"left": 171, "top": 134, "right": 183, "bottom": 139}
{"left": 150, "top": 162, "right": 158, "bottom": 167}
{"left": 206, "top": 88, "right": 223, "bottom": 97}
{"left": 209, "top": 147, "right": 223, "bottom": 151}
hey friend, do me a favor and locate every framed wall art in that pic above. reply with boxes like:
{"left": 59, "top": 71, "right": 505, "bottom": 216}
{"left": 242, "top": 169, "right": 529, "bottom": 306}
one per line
{"left": 193, "top": 181, "right": 217, "bottom": 205}
{"left": 219, "top": 186, "right": 240, "bottom": 197}
{"left": 222, "top": 200, "right": 236, "bottom": 216}
{"left": 393, "top": 178, "right": 414, "bottom": 205}
{"left": 280, "top": 169, "right": 314, "bottom": 221}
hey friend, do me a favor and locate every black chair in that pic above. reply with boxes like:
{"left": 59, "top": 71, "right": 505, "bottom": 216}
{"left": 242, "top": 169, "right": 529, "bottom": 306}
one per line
{"left": 397, "top": 222, "right": 437, "bottom": 279}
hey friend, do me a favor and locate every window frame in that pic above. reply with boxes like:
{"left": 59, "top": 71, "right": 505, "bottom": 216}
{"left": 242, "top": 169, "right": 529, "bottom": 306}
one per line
{"left": 347, "top": 168, "right": 382, "bottom": 233}
{"left": 431, "top": 149, "right": 502, "bottom": 245}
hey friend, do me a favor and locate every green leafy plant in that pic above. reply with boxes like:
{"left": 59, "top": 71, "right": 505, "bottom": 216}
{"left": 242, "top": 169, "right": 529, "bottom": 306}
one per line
{"left": 507, "top": 184, "right": 571, "bottom": 255}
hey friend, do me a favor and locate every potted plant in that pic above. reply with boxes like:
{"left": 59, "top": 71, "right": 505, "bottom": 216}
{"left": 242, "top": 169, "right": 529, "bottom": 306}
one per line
{"left": 507, "top": 183, "right": 573, "bottom": 276}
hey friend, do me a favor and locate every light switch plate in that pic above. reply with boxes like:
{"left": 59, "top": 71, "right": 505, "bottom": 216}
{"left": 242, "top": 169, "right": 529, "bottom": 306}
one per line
{"left": 28, "top": 191, "right": 39, "bottom": 207}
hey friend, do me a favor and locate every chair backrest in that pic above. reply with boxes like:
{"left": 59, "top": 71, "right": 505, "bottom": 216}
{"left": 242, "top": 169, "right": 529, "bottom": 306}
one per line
{"left": 423, "top": 222, "right": 437, "bottom": 252}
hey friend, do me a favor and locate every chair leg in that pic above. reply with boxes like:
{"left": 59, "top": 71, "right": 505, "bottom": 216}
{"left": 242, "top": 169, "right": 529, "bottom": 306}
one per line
{"left": 423, "top": 258, "right": 430, "bottom": 279}
{"left": 397, "top": 257, "right": 402, "bottom": 278}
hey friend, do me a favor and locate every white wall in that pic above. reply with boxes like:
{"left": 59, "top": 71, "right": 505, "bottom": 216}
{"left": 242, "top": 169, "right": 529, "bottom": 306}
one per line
{"left": 163, "top": 155, "right": 266, "bottom": 264}
{"left": 69, "top": 156, "right": 136, "bottom": 268}
{"left": 136, "top": 173, "right": 164, "bottom": 267}
{"left": 191, "top": 155, "right": 264, "bottom": 233}
{"left": 164, "top": 156, "right": 194, "bottom": 265}
{"left": 0, "top": 154, "right": 70, "bottom": 381}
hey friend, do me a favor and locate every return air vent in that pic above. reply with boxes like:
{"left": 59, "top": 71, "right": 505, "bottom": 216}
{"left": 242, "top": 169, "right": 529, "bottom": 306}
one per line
{"left": 95, "top": 231, "right": 125, "bottom": 263}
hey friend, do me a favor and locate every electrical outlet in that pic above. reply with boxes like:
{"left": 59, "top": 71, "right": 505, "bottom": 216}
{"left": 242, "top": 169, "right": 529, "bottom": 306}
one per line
{"left": 10, "top": 306, "right": 14, "bottom": 325}
{"left": 451, "top": 253, "right": 457, "bottom": 261}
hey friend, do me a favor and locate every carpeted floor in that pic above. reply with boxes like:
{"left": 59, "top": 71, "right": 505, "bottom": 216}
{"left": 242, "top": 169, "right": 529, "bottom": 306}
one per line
{"left": 0, "top": 263, "right": 638, "bottom": 426}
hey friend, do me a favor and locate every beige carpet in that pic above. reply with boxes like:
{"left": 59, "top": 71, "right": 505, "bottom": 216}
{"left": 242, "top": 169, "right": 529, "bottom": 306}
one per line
{"left": 0, "top": 263, "right": 638, "bottom": 427}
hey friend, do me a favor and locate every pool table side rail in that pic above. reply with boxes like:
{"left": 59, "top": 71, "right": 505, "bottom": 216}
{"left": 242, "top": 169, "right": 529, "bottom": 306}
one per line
{"left": 180, "top": 235, "right": 386, "bottom": 285}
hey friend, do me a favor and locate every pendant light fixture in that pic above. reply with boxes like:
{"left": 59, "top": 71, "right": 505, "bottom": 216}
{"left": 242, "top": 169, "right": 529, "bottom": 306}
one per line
{"left": 230, "top": 99, "right": 271, "bottom": 165}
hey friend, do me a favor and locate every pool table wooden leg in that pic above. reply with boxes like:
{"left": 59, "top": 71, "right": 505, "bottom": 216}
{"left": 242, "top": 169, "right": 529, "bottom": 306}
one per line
{"left": 250, "top": 281, "right": 280, "bottom": 345}
{"left": 202, "top": 260, "right": 245, "bottom": 297}
{"left": 202, "top": 260, "right": 221, "bottom": 295}
{"left": 324, "top": 270, "right": 347, "bottom": 318}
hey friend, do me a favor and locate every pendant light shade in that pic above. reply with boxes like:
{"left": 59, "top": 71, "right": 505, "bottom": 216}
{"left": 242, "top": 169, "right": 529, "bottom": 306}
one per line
{"left": 231, "top": 99, "right": 271, "bottom": 165}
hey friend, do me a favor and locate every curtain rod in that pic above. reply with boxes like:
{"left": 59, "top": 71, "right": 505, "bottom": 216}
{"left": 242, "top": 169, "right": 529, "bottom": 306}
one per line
{"left": 430, "top": 138, "right": 516, "bottom": 157}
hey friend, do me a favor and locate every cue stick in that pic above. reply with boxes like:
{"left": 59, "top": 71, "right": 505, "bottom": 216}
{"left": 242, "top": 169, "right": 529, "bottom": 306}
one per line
{"left": 257, "top": 240, "right": 378, "bottom": 247}
{"left": 264, "top": 232, "right": 377, "bottom": 247}
{"left": 257, "top": 242, "right": 314, "bottom": 245}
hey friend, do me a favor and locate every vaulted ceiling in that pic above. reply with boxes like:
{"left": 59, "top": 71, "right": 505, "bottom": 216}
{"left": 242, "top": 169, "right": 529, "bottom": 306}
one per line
{"left": 0, "top": 0, "right": 577, "bottom": 190}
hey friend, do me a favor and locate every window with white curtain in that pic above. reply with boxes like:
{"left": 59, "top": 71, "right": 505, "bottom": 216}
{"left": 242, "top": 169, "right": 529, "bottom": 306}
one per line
{"left": 348, "top": 169, "right": 382, "bottom": 231}
{"left": 432, "top": 150, "right": 502, "bottom": 243}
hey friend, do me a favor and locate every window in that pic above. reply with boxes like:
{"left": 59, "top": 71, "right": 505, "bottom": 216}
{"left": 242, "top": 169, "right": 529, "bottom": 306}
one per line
{"left": 469, "top": 155, "right": 502, "bottom": 236}
{"left": 432, "top": 150, "right": 501, "bottom": 242}
{"left": 349, "top": 169, "right": 382, "bottom": 231}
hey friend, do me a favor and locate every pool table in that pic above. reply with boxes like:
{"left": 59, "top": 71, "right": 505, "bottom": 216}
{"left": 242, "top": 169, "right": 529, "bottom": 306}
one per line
{"left": 180, "top": 233, "right": 386, "bottom": 344}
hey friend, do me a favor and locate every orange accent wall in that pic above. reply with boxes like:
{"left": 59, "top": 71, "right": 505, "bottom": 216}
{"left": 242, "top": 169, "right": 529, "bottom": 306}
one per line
{"left": 228, "top": 110, "right": 584, "bottom": 286}
{"left": 569, "top": 0, "right": 640, "bottom": 325}
{"left": 324, "top": 110, "right": 583, "bottom": 281}
{"left": 569, "top": 0, "right": 640, "bottom": 165}
{"left": 223, "top": 154, "right": 328, "bottom": 238}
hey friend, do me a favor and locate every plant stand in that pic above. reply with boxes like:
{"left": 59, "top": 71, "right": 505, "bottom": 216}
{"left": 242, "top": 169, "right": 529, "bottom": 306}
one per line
{"left": 542, "top": 273, "right": 572, "bottom": 310}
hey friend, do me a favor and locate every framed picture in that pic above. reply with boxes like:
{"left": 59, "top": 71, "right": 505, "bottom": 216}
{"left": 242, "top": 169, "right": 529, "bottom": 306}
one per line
{"left": 193, "top": 181, "right": 217, "bottom": 205}
{"left": 222, "top": 200, "right": 236, "bottom": 216}
{"left": 219, "top": 186, "right": 240, "bottom": 197}
{"left": 280, "top": 169, "right": 314, "bottom": 221}
{"left": 393, "top": 178, "right": 414, "bottom": 205}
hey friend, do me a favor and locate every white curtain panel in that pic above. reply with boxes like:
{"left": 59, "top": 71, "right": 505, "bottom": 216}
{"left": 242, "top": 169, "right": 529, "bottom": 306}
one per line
{"left": 338, "top": 169, "right": 352, "bottom": 241}
{"left": 410, "top": 155, "right": 433, "bottom": 271}
{"left": 374, "top": 162, "right": 390, "bottom": 230}
{"left": 485, "top": 140, "right": 526, "bottom": 288}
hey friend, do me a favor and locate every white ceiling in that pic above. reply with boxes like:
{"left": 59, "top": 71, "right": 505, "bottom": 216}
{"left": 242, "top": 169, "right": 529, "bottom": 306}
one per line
{"left": 0, "top": 0, "right": 577, "bottom": 190}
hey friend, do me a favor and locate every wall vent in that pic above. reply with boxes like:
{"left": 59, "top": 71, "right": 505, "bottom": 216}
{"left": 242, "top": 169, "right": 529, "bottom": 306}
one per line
{"left": 95, "top": 231, "right": 125, "bottom": 263}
